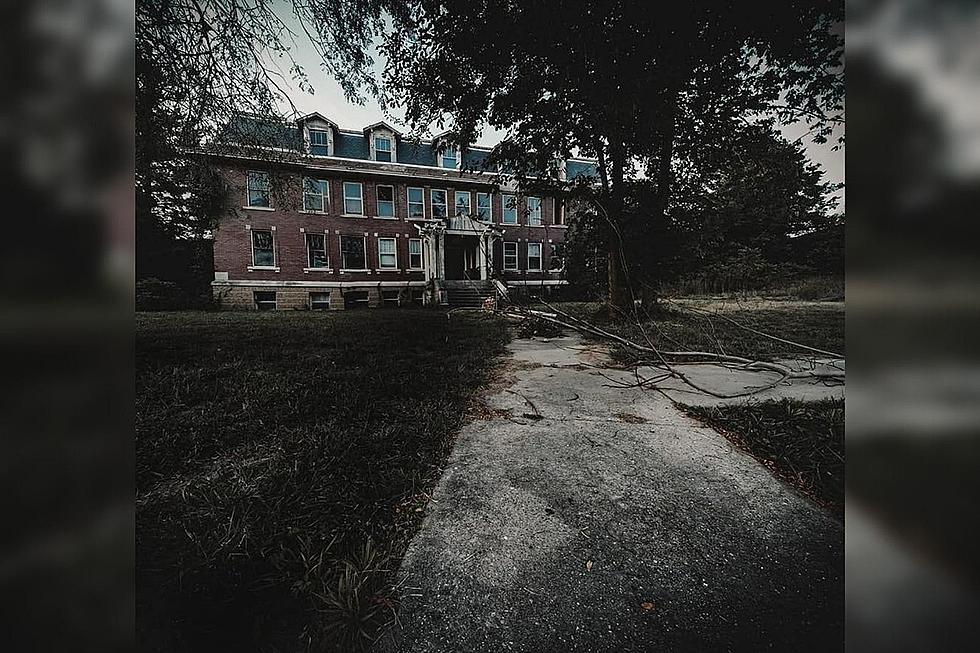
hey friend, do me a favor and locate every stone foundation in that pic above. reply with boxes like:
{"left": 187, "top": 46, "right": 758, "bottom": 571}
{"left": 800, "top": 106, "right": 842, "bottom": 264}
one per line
{"left": 212, "top": 283, "right": 425, "bottom": 310}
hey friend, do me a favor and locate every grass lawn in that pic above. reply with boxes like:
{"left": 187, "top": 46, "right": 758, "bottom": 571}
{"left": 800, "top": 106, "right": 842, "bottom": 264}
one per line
{"left": 543, "top": 298, "right": 844, "bottom": 363}
{"left": 682, "top": 399, "right": 844, "bottom": 516}
{"left": 136, "top": 309, "right": 509, "bottom": 652}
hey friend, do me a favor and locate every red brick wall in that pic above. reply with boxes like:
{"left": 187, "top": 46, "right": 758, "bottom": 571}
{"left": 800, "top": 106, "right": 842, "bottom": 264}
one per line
{"left": 212, "top": 164, "right": 567, "bottom": 283}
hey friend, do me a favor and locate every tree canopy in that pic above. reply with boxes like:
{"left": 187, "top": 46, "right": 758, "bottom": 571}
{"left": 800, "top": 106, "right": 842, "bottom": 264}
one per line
{"left": 380, "top": 0, "right": 843, "bottom": 305}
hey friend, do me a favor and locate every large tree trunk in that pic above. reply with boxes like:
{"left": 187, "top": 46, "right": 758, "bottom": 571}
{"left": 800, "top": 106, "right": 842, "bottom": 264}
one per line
{"left": 604, "top": 139, "right": 631, "bottom": 309}
{"left": 640, "top": 86, "right": 680, "bottom": 313}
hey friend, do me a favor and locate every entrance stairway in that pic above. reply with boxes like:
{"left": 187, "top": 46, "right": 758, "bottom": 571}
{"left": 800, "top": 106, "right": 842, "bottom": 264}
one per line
{"left": 446, "top": 280, "right": 496, "bottom": 308}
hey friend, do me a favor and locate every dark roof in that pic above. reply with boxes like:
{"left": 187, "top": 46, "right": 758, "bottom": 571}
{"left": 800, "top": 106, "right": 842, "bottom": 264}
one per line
{"left": 218, "top": 115, "right": 302, "bottom": 150}
{"left": 217, "top": 114, "right": 596, "bottom": 175}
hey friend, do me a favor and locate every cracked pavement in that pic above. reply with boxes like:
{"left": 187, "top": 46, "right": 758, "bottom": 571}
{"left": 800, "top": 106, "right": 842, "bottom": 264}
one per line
{"left": 374, "top": 335, "right": 843, "bottom": 652}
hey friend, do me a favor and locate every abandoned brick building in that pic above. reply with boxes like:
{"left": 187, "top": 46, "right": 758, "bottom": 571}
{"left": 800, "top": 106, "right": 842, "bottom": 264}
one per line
{"left": 204, "top": 113, "right": 596, "bottom": 309}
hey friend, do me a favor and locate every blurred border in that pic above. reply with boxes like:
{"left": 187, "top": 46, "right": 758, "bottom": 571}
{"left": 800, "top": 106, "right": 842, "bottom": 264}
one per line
{"left": 847, "top": 1, "right": 980, "bottom": 651}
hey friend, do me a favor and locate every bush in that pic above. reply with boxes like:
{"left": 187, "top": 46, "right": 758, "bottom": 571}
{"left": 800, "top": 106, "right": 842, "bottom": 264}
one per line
{"left": 136, "top": 277, "right": 211, "bottom": 310}
{"left": 666, "top": 248, "right": 816, "bottom": 297}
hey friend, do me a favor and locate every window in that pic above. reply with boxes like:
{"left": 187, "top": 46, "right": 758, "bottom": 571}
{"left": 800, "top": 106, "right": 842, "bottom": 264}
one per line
{"left": 408, "top": 238, "right": 423, "bottom": 269}
{"left": 407, "top": 187, "right": 425, "bottom": 218}
{"left": 340, "top": 235, "right": 366, "bottom": 270}
{"left": 502, "top": 194, "right": 517, "bottom": 224}
{"left": 375, "top": 136, "right": 393, "bottom": 162}
{"left": 344, "top": 290, "right": 370, "bottom": 309}
{"left": 309, "top": 292, "right": 330, "bottom": 310}
{"left": 503, "top": 242, "right": 518, "bottom": 270}
{"left": 343, "top": 182, "right": 363, "bottom": 215}
{"left": 527, "top": 242, "right": 542, "bottom": 271}
{"left": 303, "top": 178, "right": 328, "bottom": 212}
{"left": 376, "top": 185, "right": 395, "bottom": 217}
{"left": 381, "top": 290, "right": 400, "bottom": 307}
{"left": 251, "top": 229, "right": 275, "bottom": 267}
{"left": 306, "top": 233, "right": 328, "bottom": 269}
{"left": 455, "top": 191, "right": 471, "bottom": 217}
{"left": 247, "top": 171, "right": 270, "bottom": 207}
{"left": 440, "top": 148, "right": 458, "bottom": 169}
{"left": 254, "top": 291, "right": 276, "bottom": 310}
{"left": 554, "top": 197, "right": 565, "bottom": 225}
{"left": 549, "top": 243, "right": 565, "bottom": 271}
{"left": 309, "top": 129, "right": 330, "bottom": 156}
{"left": 527, "top": 197, "right": 542, "bottom": 226}
{"left": 378, "top": 237, "right": 397, "bottom": 269}
{"left": 431, "top": 189, "right": 448, "bottom": 218}
{"left": 477, "top": 192, "right": 492, "bottom": 221}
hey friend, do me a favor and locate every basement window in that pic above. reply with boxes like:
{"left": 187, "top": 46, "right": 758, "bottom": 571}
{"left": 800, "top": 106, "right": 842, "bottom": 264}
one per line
{"left": 253, "top": 291, "right": 276, "bottom": 310}
{"left": 344, "top": 290, "right": 370, "bottom": 309}
{"left": 309, "top": 292, "right": 331, "bottom": 310}
{"left": 381, "top": 290, "right": 400, "bottom": 307}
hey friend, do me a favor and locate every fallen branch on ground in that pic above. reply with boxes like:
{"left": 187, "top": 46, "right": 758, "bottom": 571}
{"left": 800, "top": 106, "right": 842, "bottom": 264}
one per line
{"left": 501, "top": 302, "right": 844, "bottom": 400}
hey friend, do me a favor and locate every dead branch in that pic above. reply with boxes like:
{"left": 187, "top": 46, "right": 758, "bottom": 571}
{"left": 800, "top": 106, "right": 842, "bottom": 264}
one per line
{"left": 502, "top": 302, "right": 844, "bottom": 400}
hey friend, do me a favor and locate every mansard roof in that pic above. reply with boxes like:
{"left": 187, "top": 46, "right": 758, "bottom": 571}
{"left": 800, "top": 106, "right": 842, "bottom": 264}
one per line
{"left": 215, "top": 113, "right": 598, "bottom": 179}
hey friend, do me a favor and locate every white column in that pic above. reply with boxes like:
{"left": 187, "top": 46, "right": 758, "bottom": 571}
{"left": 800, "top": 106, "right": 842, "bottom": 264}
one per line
{"left": 478, "top": 233, "right": 488, "bottom": 280}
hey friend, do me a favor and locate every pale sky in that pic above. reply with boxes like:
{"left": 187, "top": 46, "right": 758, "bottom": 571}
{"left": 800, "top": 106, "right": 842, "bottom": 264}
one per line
{"left": 264, "top": 8, "right": 845, "bottom": 210}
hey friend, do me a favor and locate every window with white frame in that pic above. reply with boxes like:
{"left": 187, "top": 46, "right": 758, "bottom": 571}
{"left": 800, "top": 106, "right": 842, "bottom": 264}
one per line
{"left": 306, "top": 233, "right": 328, "bottom": 269}
{"left": 502, "top": 194, "right": 517, "bottom": 224}
{"left": 554, "top": 197, "right": 565, "bottom": 225}
{"left": 247, "top": 171, "right": 270, "bottom": 207}
{"left": 503, "top": 242, "right": 518, "bottom": 270}
{"left": 408, "top": 238, "right": 423, "bottom": 269}
{"left": 375, "top": 136, "right": 393, "bottom": 162}
{"left": 309, "top": 129, "right": 330, "bottom": 156}
{"left": 407, "top": 187, "right": 425, "bottom": 218}
{"left": 303, "top": 178, "right": 329, "bottom": 212}
{"left": 251, "top": 229, "right": 275, "bottom": 267}
{"left": 340, "top": 235, "right": 366, "bottom": 270}
{"left": 254, "top": 290, "right": 276, "bottom": 310}
{"left": 477, "top": 192, "right": 492, "bottom": 221}
{"left": 527, "top": 197, "right": 542, "bottom": 226}
{"left": 455, "top": 191, "right": 471, "bottom": 217}
{"left": 527, "top": 242, "right": 542, "bottom": 270}
{"left": 376, "top": 185, "right": 395, "bottom": 217}
{"left": 440, "top": 148, "right": 458, "bottom": 169}
{"left": 431, "top": 189, "right": 448, "bottom": 218}
{"left": 309, "top": 291, "right": 330, "bottom": 310}
{"left": 549, "top": 242, "right": 565, "bottom": 271}
{"left": 343, "top": 181, "right": 363, "bottom": 215}
{"left": 378, "top": 237, "right": 397, "bottom": 269}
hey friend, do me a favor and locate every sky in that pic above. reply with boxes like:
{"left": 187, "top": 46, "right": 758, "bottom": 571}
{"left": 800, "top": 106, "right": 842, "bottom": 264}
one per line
{"left": 264, "top": 7, "right": 845, "bottom": 210}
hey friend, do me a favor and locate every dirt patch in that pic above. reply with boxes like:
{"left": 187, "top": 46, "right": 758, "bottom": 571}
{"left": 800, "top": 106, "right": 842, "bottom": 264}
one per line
{"left": 614, "top": 412, "right": 648, "bottom": 424}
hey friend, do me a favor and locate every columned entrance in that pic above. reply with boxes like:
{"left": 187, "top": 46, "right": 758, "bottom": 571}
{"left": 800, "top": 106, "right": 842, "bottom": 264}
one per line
{"left": 444, "top": 235, "right": 481, "bottom": 280}
{"left": 414, "top": 215, "right": 502, "bottom": 304}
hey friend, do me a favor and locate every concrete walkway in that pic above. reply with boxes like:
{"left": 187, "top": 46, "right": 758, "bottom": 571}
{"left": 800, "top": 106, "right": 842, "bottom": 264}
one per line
{"left": 376, "top": 335, "right": 843, "bottom": 653}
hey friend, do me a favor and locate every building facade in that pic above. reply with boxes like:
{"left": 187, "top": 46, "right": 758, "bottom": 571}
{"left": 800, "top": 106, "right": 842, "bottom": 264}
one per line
{"left": 206, "top": 113, "right": 596, "bottom": 310}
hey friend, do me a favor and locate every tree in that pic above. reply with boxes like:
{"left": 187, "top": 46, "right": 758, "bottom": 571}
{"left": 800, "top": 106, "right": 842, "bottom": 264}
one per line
{"left": 136, "top": 0, "right": 401, "bottom": 282}
{"left": 381, "top": 0, "right": 843, "bottom": 308}
{"left": 672, "top": 121, "right": 841, "bottom": 267}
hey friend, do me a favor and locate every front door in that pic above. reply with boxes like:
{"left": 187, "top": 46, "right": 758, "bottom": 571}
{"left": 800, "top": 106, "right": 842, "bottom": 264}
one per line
{"left": 444, "top": 235, "right": 479, "bottom": 280}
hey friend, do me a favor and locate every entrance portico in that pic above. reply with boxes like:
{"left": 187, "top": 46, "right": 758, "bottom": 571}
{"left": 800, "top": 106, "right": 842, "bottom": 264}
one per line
{"left": 415, "top": 215, "right": 502, "bottom": 303}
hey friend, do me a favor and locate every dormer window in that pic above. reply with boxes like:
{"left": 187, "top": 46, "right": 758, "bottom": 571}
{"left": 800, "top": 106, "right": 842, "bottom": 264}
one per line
{"left": 309, "top": 129, "right": 330, "bottom": 156}
{"left": 375, "top": 136, "right": 393, "bottom": 162}
{"left": 366, "top": 123, "right": 399, "bottom": 162}
{"left": 440, "top": 148, "right": 459, "bottom": 169}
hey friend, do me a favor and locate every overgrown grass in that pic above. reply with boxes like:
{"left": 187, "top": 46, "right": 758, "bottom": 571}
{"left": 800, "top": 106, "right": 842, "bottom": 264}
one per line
{"left": 136, "top": 310, "right": 509, "bottom": 652}
{"left": 681, "top": 399, "right": 844, "bottom": 516}
{"left": 546, "top": 299, "right": 843, "bottom": 362}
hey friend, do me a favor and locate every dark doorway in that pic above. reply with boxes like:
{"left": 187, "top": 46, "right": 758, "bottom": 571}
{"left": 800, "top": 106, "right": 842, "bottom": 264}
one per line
{"left": 444, "top": 235, "right": 479, "bottom": 280}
